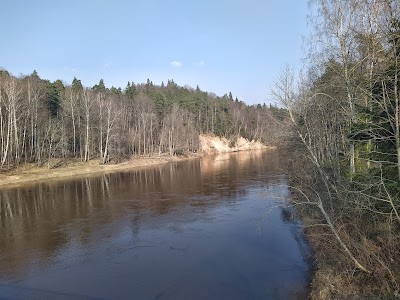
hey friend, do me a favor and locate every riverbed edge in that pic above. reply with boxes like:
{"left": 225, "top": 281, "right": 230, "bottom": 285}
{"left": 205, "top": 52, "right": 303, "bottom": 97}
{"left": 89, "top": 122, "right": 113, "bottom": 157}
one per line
{"left": 0, "top": 148, "right": 275, "bottom": 189}
{"left": 0, "top": 153, "right": 202, "bottom": 189}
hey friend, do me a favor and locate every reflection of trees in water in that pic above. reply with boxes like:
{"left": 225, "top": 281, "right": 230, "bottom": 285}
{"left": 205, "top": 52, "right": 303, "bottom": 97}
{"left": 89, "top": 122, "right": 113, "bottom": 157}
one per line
{"left": 0, "top": 175, "right": 114, "bottom": 279}
{"left": 0, "top": 150, "right": 279, "bottom": 279}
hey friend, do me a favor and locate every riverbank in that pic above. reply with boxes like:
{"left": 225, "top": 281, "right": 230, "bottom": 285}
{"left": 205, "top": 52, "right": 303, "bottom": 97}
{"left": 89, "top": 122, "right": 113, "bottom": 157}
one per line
{"left": 282, "top": 144, "right": 400, "bottom": 300}
{"left": 0, "top": 153, "right": 203, "bottom": 189}
{"left": 0, "top": 135, "right": 273, "bottom": 189}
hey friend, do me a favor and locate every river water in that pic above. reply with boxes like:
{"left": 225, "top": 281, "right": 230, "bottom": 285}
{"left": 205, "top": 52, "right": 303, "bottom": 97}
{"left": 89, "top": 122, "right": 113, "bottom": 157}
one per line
{"left": 0, "top": 150, "right": 311, "bottom": 299}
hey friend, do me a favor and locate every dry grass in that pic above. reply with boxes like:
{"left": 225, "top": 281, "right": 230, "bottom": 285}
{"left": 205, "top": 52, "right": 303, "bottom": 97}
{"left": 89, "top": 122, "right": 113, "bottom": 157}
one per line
{"left": 301, "top": 208, "right": 400, "bottom": 300}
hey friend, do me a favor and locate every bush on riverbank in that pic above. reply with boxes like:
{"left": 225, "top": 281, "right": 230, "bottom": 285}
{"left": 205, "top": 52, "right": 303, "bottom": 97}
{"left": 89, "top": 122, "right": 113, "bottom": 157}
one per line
{"left": 281, "top": 141, "right": 400, "bottom": 300}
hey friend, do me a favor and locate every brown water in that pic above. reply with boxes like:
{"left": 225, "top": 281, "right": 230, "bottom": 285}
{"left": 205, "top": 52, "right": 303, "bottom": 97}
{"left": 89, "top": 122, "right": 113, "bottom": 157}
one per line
{"left": 0, "top": 150, "right": 311, "bottom": 299}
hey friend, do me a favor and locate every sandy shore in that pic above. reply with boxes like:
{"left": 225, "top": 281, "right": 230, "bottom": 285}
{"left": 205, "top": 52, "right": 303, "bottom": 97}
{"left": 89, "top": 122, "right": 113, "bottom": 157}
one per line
{"left": 0, "top": 153, "right": 203, "bottom": 189}
{"left": 0, "top": 134, "right": 274, "bottom": 189}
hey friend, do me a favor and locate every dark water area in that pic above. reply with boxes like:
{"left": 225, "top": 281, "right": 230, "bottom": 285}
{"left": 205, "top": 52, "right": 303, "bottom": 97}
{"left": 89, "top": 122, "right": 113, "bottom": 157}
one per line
{"left": 0, "top": 150, "right": 311, "bottom": 299}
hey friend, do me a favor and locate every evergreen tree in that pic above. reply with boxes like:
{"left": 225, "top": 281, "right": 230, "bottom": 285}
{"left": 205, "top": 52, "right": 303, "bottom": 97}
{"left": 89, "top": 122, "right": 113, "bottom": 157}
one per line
{"left": 92, "top": 79, "right": 106, "bottom": 92}
{"left": 45, "top": 80, "right": 65, "bottom": 117}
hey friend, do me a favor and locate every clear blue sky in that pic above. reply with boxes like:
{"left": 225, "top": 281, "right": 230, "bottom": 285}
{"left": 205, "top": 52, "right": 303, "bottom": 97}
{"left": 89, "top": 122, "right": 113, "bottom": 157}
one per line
{"left": 1, "top": 0, "right": 308, "bottom": 105}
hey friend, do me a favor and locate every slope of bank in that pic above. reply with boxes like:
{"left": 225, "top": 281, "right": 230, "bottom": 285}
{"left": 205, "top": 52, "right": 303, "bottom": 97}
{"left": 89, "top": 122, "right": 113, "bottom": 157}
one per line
{"left": 199, "top": 134, "right": 272, "bottom": 154}
{"left": 0, "top": 135, "right": 274, "bottom": 188}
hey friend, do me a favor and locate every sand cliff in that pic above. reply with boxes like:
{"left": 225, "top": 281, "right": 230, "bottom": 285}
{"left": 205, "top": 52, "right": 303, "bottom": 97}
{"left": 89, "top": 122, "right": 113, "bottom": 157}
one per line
{"left": 199, "top": 134, "right": 271, "bottom": 154}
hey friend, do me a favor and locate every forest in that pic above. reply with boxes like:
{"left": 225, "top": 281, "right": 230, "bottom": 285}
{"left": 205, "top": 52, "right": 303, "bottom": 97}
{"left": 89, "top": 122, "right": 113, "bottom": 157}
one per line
{"left": 2, "top": 0, "right": 400, "bottom": 298}
{"left": 272, "top": 0, "right": 400, "bottom": 298}
{"left": 0, "top": 69, "right": 284, "bottom": 169}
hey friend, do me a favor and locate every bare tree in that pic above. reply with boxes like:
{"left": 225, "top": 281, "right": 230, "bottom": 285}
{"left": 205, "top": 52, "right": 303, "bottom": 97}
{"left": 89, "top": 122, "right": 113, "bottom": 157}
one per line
{"left": 82, "top": 89, "right": 95, "bottom": 162}
{"left": 160, "top": 104, "right": 198, "bottom": 155}
{"left": 272, "top": 66, "right": 370, "bottom": 273}
{"left": 96, "top": 93, "right": 121, "bottom": 164}
{"left": 0, "top": 74, "right": 23, "bottom": 168}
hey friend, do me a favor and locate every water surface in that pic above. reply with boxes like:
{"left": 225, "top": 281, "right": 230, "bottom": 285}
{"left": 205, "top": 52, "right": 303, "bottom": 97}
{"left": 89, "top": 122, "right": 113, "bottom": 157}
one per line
{"left": 0, "top": 150, "right": 311, "bottom": 299}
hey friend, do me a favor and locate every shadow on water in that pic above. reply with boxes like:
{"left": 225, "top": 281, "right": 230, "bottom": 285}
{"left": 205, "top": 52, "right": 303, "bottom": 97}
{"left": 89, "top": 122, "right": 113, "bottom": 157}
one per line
{"left": 0, "top": 150, "right": 311, "bottom": 299}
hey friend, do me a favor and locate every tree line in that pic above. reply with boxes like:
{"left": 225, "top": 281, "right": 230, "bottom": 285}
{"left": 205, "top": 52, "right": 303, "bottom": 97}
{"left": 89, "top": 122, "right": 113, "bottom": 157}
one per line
{"left": 273, "top": 0, "right": 400, "bottom": 298}
{"left": 0, "top": 69, "right": 284, "bottom": 169}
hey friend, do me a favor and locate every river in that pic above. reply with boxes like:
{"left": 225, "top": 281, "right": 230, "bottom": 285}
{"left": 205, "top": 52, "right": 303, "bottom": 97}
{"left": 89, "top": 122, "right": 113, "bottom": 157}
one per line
{"left": 0, "top": 150, "right": 311, "bottom": 299}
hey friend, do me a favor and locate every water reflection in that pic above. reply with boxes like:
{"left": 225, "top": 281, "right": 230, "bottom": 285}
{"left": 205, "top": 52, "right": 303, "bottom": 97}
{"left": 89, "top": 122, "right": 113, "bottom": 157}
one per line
{"left": 0, "top": 150, "right": 310, "bottom": 299}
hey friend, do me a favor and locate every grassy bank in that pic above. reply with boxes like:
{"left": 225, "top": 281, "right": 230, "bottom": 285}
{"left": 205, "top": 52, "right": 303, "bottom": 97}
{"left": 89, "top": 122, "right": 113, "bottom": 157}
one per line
{"left": 0, "top": 153, "right": 203, "bottom": 189}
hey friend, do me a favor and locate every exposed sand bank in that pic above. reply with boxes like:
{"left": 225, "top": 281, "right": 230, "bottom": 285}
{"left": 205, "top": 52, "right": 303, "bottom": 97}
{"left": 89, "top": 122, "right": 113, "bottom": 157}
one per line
{"left": 199, "top": 134, "right": 273, "bottom": 154}
{"left": 0, "top": 153, "right": 202, "bottom": 189}
{"left": 0, "top": 135, "right": 274, "bottom": 189}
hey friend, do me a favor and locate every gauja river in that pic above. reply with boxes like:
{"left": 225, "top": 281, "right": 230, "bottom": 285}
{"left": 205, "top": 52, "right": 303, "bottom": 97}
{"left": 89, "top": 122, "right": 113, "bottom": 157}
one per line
{"left": 0, "top": 150, "right": 311, "bottom": 299}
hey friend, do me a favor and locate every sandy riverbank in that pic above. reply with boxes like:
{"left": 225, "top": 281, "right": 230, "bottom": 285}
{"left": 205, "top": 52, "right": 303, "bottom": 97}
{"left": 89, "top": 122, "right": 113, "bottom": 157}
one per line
{"left": 0, "top": 135, "right": 274, "bottom": 189}
{"left": 0, "top": 153, "right": 203, "bottom": 189}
